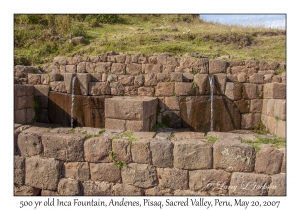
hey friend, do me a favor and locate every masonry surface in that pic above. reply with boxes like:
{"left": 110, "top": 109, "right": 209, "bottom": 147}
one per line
{"left": 14, "top": 53, "right": 286, "bottom": 196}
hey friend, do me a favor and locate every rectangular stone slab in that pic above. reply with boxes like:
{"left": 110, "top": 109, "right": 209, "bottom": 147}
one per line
{"left": 105, "top": 96, "right": 157, "bottom": 120}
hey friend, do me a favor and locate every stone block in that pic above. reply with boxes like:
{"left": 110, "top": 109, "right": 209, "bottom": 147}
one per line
{"left": 165, "top": 96, "right": 180, "bottom": 110}
{"left": 143, "top": 64, "right": 162, "bottom": 74}
{"left": 34, "top": 85, "right": 49, "bottom": 97}
{"left": 268, "top": 174, "right": 286, "bottom": 196}
{"left": 58, "top": 178, "right": 82, "bottom": 196}
{"left": 77, "top": 62, "right": 86, "bottom": 73}
{"left": 82, "top": 181, "right": 114, "bottom": 196}
{"left": 17, "top": 132, "right": 42, "bottom": 157}
{"left": 54, "top": 56, "right": 67, "bottom": 65}
{"left": 243, "top": 83, "right": 257, "bottom": 99}
{"left": 264, "top": 74, "right": 273, "bottom": 83}
{"left": 121, "top": 163, "right": 157, "bottom": 188}
{"left": 84, "top": 136, "right": 112, "bottom": 162}
{"left": 111, "top": 63, "right": 126, "bottom": 75}
{"left": 157, "top": 168, "right": 188, "bottom": 190}
{"left": 114, "top": 183, "right": 143, "bottom": 196}
{"left": 64, "top": 162, "right": 90, "bottom": 181}
{"left": 144, "top": 73, "right": 157, "bottom": 86}
{"left": 112, "top": 138, "right": 132, "bottom": 163}
{"left": 162, "top": 65, "right": 176, "bottom": 74}
{"left": 89, "top": 82, "right": 111, "bottom": 95}
{"left": 156, "top": 73, "right": 170, "bottom": 82}
{"left": 85, "top": 62, "right": 96, "bottom": 73}
{"left": 50, "top": 81, "right": 66, "bottom": 92}
{"left": 65, "top": 65, "right": 77, "bottom": 73}
{"left": 174, "top": 139, "right": 213, "bottom": 169}
{"left": 95, "top": 62, "right": 111, "bottom": 73}
{"left": 14, "top": 84, "right": 34, "bottom": 96}
{"left": 25, "top": 157, "right": 61, "bottom": 190}
{"left": 15, "top": 65, "right": 36, "bottom": 78}
{"left": 274, "top": 99, "right": 286, "bottom": 120}
{"left": 126, "top": 118, "right": 156, "bottom": 132}
{"left": 267, "top": 115, "right": 277, "bottom": 134}
{"left": 14, "top": 186, "right": 41, "bottom": 196}
{"left": 237, "top": 73, "right": 248, "bottom": 83}
{"left": 26, "top": 108, "right": 35, "bottom": 123}
{"left": 241, "top": 113, "right": 261, "bottom": 129}
{"left": 110, "top": 82, "right": 125, "bottom": 95}
{"left": 189, "top": 169, "right": 231, "bottom": 195}
{"left": 175, "top": 82, "right": 195, "bottom": 96}
{"left": 264, "top": 83, "right": 286, "bottom": 99}
{"left": 14, "top": 109, "right": 26, "bottom": 124}
{"left": 125, "top": 86, "right": 138, "bottom": 96}
{"left": 250, "top": 99, "right": 263, "bottom": 113}
{"left": 14, "top": 156, "right": 25, "bottom": 186}
{"left": 17, "top": 95, "right": 34, "bottom": 109}
{"left": 105, "top": 118, "right": 126, "bottom": 131}
{"left": 180, "top": 57, "right": 196, "bottom": 69}
{"left": 234, "top": 100, "right": 250, "bottom": 113}
{"left": 155, "top": 82, "right": 174, "bottom": 96}
{"left": 28, "top": 74, "right": 41, "bottom": 85}
{"left": 126, "top": 63, "right": 142, "bottom": 75}
{"left": 131, "top": 139, "right": 152, "bottom": 164}
{"left": 90, "top": 163, "right": 121, "bottom": 182}
{"left": 115, "top": 54, "right": 127, "bottom": 63}
{"left": 119, "top": 75, "right": 134, "bottom": 86}
{"left": 193, "top": 74, "right": 209, "bottom": 95}
{"left": 170, "top": 72, "right": 183, "bottom": 82}
{"left": 105, "top": 96, "right": 157, "bottom": 120}
{"left": 249, "top": 73, "right": 264, "bottom": 84}
{"left": 255, "top": 146, "right": 284, "bottom": 175}
{"left": 179, "top": 73, "right": 194, "bottom": 82}
{"left": 209, "top": 59, "right": 227, "bottom": 74}
{"left": 276, "top": 120, "right": 286, "bottom": 138}
{"left": 41, "top": 190, "right": 59, "bottom": 196}
{"left": 173, "top": 132, "right": 205, "bottom": 140}
{"left": 213, "top": 74, "right": 226, "bottom": 95}
{"left": 192, "top": 58, "right": 209, "bottom": 74}
{"left": 90, "top": 73, "right": 102, "bottom": 82}
{"left": 272, "top": 75, "right": 282, "bottom": 83}
{"left": 138, "top": 87, "right": 155, "bottom": 97}
{"left": 213, "top": 138, "right": 256, "bottom": 172}
{"left": 145, "top": 186, "right": 173, "bottom": 196}
{"left": 266, "top": 99, "right": 275, "bottom": 116}
{"left": 228, "top": 60, "right": 245, "bottom": 67}
{"left": 225, "top": 82, "right": 243, "bottom": 100}
{"left": 76, "top": 73, "right": 91, "bottom": 95}
{"left": 134, "top": 75, "right": 144, "bottom": 87}
{"left": 107, "top": 74, "right": 118, "bottom": 82}
{"left": 229, "top": 172, "right": 271, "bottom": 196}
{"left": 42, "top": 133, "right": 86, "bottom": 161}
{"left": 150, "top": 139, "right": 173, "bottom": 168}
{"left": 279, "top": 148, "right": 286, "bottom": 173}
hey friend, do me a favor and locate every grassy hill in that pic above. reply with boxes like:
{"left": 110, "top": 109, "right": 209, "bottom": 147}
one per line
{"left": 14, "top": 14, "right": 286, "bottom": 66}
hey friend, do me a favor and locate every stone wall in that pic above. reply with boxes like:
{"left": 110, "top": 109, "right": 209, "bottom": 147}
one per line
{"left": 14, "top": 52, "right": 286, "bottom": 135}
{"left": 14, "top": 124, "right": 286, "bottom": 196}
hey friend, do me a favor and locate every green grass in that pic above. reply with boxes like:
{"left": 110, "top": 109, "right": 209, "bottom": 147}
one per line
{"left": 205, "top": 136, "right": 218, "bottom": 145}
{"left": 14, "top": 14, "right": 286, "bottom": 66}
{"left": 239, "top": 134, "right": 286, "bottom": 152}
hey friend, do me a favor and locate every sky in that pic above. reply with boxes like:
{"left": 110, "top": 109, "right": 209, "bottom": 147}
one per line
{"left": 200, "top": 14, "right": 286, "bottom": 29}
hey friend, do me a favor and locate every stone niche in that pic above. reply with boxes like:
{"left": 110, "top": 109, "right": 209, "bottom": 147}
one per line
{"left": 48, "top": 91, "right": 111, "bottom": 127}
{"left": 180, "top": 96, "right": 241, "bottom": 133}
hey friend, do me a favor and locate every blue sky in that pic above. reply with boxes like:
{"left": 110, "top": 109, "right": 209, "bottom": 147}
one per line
{"left": 200, "top": 14, "right": 286, "bottom": 29}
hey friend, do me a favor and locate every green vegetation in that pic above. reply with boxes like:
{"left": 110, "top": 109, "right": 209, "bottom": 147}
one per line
{"left": 239, "top": 134, "right": 286, "bottom": 152}
{"left": 69, "top": 128, "right": 75, "bottom": 134}
{"left": 206, "top": 136, "right": 218, "bottom": 145}
{"left": 14, "top": 14, "right": 285, "bottom": 66}
{"left": 151, "top": 122, "right": 167, "bottom": 132}
{"left": 109, "top": 150, "right": 127, "bottom": 169}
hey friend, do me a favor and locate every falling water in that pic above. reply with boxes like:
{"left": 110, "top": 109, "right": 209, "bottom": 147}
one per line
{"left": 71, "top": 75, "right": 76, "bottom": 128}
{"left": 209, "top": 75, "right": 214, "bottom": 131}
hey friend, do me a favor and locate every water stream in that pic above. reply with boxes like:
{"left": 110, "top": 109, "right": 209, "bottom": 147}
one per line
{"left": 71, "top": 75, "right": 76, "bottom": 128}
{"left": 209, "top": 75, "right": 214, "bottom": 131}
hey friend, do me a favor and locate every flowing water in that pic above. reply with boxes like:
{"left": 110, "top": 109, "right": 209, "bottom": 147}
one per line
{"left": 71, "top": 76, "right": 76, "bottom": 128}
{"left": 209, "top": 75, "right": 214, "bottom": 131}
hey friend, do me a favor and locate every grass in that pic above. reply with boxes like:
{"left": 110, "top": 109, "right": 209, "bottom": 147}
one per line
{"left": 14, "top": 14, "right": 286, "bottom": 66}
{"left": 109, "top": 150, "right": 127, "bottom": 169}
{"left": 239, "top": 134, "right": 286, "bottom": 152}
{"left": 206, "top": 136, "right": 218, "bottom": 145}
